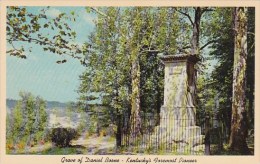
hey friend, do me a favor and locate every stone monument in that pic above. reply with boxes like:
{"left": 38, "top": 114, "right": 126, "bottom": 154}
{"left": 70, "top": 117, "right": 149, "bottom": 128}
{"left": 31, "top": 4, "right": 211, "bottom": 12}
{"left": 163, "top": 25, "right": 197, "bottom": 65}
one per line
{"left": 160, "top": 54, "right": 198, "bottom": 126}
{"left": 151, "top": 54, "right": 204, "bottom": 154}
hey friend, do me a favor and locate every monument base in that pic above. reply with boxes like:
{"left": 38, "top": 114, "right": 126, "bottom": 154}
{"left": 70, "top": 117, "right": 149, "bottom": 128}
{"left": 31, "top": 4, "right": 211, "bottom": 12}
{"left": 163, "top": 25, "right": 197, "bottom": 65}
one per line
{"left": 149, "top": 107, "right": 204, "bottom": 155}
{"left": 150, "top": 125, "right": 204, "bottom": 154}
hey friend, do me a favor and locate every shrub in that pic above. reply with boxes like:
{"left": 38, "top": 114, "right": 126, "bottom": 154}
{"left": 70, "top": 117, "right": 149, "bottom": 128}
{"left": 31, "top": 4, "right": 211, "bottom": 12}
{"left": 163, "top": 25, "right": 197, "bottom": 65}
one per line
{"left": 50, "top": 128, "right": 79, "bottom": 147}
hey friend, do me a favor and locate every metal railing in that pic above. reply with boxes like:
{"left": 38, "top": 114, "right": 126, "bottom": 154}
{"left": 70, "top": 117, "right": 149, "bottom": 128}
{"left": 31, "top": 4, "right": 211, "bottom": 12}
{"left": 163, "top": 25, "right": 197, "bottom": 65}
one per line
{"left": 120, "top": 114, "right": 205, "bottom": 154}
{"left": 119, "top": 113, "right": 227, "bottom": 155}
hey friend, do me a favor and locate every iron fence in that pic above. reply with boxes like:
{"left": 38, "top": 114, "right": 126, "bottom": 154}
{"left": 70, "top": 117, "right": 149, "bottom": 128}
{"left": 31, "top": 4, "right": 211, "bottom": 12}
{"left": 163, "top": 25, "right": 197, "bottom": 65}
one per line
{"left": 119, "top": 113, "right": 227, "bottom": 155}
{"left": 120, "top": 114, "right": 205, "bottom": 154}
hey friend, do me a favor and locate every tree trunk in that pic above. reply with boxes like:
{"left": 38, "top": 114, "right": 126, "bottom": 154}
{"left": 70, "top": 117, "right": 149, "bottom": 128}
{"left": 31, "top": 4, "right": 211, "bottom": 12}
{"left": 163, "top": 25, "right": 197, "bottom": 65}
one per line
{"left": 229, "top": 7, "right": 250, "bottom": 154}
{"left": 116, "top": 114, "right": 122, "bottom": 147}
{"left": 191, "top": 7, "right": 202, "bottom": 56}
{"left": 248, "top": 90, "right": 254, "bottom": 129}
{"left": 130, "top": 55, "right": 142, "bottom": 144}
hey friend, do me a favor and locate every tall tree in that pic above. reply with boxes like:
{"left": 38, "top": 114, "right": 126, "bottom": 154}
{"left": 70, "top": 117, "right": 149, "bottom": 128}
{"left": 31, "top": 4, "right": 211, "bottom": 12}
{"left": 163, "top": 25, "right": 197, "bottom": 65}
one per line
{"left": 79, "top": 7, "right": 132, "bottom": 146}
{"left": 176, "top": 7, "right": 217, "bottom": 124}
{"left": 208, "top": 7, "right": 255, "bottom": 144}
{"left": 229, "top": 7, "right": 250, "bottom": 154}
{"left": 79, "top": 7, "right": 181, "bottom": 144}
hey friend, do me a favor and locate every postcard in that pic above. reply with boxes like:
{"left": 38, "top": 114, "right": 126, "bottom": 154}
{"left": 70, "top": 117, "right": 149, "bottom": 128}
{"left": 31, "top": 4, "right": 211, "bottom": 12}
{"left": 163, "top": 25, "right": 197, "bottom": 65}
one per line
{"left": 0, "top": 0, "right": 259, "bottom": 164}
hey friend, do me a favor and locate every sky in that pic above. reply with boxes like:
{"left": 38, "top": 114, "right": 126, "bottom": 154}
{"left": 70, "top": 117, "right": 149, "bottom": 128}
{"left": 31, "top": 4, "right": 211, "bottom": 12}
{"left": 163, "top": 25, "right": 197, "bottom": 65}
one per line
{"left": 7, "top": 7, "right": 96, "bottom": 102}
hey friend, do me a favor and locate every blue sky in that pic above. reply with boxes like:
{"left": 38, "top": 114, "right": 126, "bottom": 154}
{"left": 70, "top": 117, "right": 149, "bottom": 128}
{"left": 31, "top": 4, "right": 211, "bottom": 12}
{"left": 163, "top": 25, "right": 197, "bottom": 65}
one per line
{"left": 7, "top": 7, "right": 96, "bottom": 102}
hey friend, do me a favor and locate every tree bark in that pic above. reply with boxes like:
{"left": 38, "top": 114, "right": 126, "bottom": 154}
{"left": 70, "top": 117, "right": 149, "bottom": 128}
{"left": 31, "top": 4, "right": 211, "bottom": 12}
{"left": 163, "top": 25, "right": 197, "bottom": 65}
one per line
{"left": 229, "top": 7, "right": 250, "bottom": 154}
{"left": 130, "top": 56, "right": 142, "bottom": 143}
{"left": 191, "top": 7, "right": 202, "bottom": 56}
{"left": 116, "top": 114, "right": 122, "bottom": 147}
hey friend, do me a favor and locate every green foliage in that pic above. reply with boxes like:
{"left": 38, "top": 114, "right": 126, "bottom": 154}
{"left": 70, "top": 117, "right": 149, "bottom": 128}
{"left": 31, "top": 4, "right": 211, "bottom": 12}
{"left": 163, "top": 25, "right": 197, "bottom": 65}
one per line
{"left": 50, "top": 127, "right": 79, "bottom": 147}
{"left": 6, "top": 6, "right": 84, "bottom": 62}
{"left": 78, "top": 7, "right": 181, "bottom": 126}
{"left": 6, "top": 92, "right": 48, "bottom": 151}
{"left": 210, "top": 8, "right": 234, "bottom": 132}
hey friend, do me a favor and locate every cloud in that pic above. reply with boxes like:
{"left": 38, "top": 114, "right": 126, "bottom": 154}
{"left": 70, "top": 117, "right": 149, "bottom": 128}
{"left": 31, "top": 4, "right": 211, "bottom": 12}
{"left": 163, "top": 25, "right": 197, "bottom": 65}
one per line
{"left": 46, "top": 8, "right": 62, "bottom": 18}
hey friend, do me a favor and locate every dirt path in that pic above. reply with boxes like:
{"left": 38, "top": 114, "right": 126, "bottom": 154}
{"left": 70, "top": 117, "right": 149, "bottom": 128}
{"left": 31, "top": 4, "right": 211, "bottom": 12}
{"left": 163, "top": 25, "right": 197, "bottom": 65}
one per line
{"left": 71, "top": 134, "right": 116, "bottom": 154}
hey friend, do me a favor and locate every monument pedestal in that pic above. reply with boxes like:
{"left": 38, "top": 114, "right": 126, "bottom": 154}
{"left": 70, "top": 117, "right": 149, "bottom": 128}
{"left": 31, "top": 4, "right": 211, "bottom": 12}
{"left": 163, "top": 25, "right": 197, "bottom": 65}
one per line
{"left": 150, "top": 54, "right": 204, "bottom": 154}
{"left": 151, "top": 109, "right": 204, "bottom": 154}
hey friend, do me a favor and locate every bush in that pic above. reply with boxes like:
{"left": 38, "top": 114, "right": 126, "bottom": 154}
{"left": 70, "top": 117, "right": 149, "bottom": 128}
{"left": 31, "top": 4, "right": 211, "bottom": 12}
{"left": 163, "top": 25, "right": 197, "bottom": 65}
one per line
{"left": 50, "top": 128, "right": 79, "bottom": 147}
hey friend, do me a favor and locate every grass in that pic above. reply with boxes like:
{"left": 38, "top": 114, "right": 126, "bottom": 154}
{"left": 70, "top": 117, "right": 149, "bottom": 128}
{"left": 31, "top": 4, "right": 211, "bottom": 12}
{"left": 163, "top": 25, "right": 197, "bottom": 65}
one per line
{"left": 37, "top": 146, "right": 86, "bottom": 155}
{"left": 6, "top": 135, "right": 254, "bottom": 155}
{"left": 210, "top": 135, "right": 254, "bottom": 155}
{"left": 8, "top": 144, "right": 254, "bottom": 155}
{"left": 210, "top": 144, "right": 254, "bottom": 155}
{"left": 7, "top": 135, "right": 117, "bottom": 155}
{"left": 6, "top": 142, "right": 87, "bottom": 155}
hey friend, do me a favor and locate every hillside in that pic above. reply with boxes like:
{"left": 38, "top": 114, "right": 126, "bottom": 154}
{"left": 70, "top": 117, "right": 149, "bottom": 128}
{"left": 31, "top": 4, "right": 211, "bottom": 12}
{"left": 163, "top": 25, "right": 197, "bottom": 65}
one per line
{"left": 6, "top": 99, "right": 68, "bottom": 110}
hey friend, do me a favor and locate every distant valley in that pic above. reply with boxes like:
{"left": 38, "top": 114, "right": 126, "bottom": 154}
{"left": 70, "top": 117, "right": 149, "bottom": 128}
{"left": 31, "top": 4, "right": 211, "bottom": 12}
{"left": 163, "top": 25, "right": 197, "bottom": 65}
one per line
{"left": 6, "top": 99, "right": 88, "bottom": 129}
{"left": 6, "top": 99, "right": 68, "bottom": 109}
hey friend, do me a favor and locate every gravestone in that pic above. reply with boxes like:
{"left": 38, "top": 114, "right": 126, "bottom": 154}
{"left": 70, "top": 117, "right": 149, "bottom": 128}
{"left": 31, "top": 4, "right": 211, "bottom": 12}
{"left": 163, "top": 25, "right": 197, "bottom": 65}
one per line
{"left": 151, "top": 54, "right": 204, "bottom": 154}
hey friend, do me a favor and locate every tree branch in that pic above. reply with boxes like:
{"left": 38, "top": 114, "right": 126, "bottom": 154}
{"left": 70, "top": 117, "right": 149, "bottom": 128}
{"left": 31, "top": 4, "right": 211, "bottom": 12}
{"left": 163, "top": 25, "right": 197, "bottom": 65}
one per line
{"left": 91, "top": 7, "right": 110, "bottom": 18}
{"left": 10, "top": 42, "right": 21, "bottom": 52}
{"left": 8, "top": 33, "right": 83, "bottom": 60}
{"left": 176, "top": 9, "right": 194, "bottom": 26}
{"left": 140, "top": 49, "right": 160, "bottom": 54}
{"left": 183, "top": 45, "right": 191, "bottom": 49}
{"left": 200, "top": 39, "right": 218, "bottom": 50}
{"left": 201, "top": 7, "right": 215, "bottom": 15}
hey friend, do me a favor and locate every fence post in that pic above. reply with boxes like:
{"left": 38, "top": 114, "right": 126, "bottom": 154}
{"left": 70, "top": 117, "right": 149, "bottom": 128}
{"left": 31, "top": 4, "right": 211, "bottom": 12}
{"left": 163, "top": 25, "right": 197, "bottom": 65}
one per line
{"left": 205, "top": 115, "right": 210, "bottom": 155}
